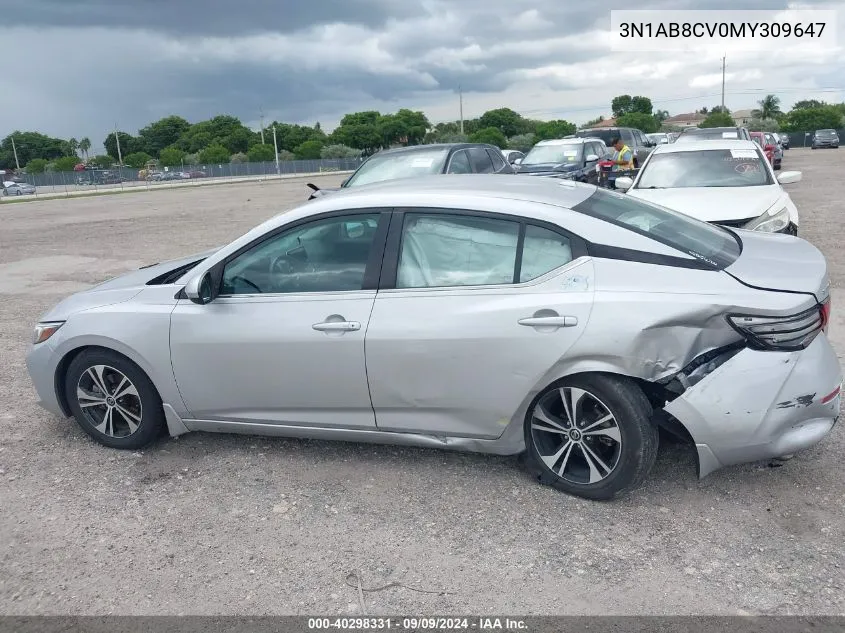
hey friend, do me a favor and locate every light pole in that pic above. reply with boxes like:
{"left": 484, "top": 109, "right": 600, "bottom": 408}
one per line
{"left": 272, "top": 125, "right": 280, "bottom": 175}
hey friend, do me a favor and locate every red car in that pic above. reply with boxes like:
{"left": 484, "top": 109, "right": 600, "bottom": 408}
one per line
{"left": 749, "top": 131, "right": 775, "bottom": 167}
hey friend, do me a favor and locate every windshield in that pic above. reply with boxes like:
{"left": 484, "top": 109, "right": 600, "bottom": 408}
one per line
{"left": 572, "top": 188, "right": 741, "bottom": 269}
{"left": 816, "top": 129, "right": 837, "bottom": 137}
{"left": 344, "top": 148, "right": 449, "bottom": 187}
{"left": 636, "top": 149, "right": 772, "bottom": 189}
{"left": 522, "top": 144, "right": 583, "bottom": 165}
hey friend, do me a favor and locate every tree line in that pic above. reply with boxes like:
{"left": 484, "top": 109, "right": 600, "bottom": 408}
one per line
{"left": 2, "top": 94, "right": 843, "bottom": 173}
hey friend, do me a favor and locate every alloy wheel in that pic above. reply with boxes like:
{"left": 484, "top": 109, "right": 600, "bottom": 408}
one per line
{"left": 76, "top": 364, "right": 143, "bottom": 438}
{"left": 529, "top": 386, "right": 623, "bottom": 485}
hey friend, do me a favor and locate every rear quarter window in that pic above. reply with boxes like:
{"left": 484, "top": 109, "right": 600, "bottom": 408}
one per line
{"left": 572, "top": 188, "right": 741, "bottom": 269}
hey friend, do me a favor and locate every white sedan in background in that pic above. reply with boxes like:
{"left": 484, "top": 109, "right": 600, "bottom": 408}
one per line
{"left": 614, "top": 140, "right": 802, "bottom": 235}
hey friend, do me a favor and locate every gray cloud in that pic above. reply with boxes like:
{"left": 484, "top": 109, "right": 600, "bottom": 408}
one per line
{"left": 0, "top": 0, "right": 841, "bottom": 145}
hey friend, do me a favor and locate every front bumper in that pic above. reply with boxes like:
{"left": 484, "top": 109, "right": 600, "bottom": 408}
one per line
{"left": 664, "top": 333, "right": 841, "bottom": 477}
{"left": 26, "top": 339, "right": 66, "bottom": 418}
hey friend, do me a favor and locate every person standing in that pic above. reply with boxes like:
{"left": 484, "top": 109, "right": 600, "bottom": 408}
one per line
{"left": 610, "top": 137, "right": 634, "bottom": 171}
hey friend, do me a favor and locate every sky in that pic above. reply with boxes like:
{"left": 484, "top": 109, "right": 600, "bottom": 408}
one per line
{"left": 1, "top": 0, "right": 843, "bottom": 151}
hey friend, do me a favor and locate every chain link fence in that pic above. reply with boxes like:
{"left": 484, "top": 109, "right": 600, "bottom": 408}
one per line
{"left": 3, "top": 157, "right": 363, "bottom": 199}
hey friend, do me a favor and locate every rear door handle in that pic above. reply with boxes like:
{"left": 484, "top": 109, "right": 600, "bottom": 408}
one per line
{"left": 518, "top": 316, "right": 578, "bottom": 327}
{"left": 312, "top": 321, "right": 361, "bottom": 332}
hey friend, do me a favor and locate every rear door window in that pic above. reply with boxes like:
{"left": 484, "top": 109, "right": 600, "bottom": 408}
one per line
{"left": 468, "top": 147, "right": 495, "bottom": 173}
{"left": 447, "top": 150, "right": 472, "bottom": 174}
{"left": 487, "top": 149, "right": 507, "bottom": 172}
{"left": 572, "top": 188, "right": 741, "bottom": 269}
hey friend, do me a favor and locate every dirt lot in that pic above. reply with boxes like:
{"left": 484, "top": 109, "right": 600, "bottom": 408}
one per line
{"left": 1, "top": 152, "right": 844, "bottom": 616}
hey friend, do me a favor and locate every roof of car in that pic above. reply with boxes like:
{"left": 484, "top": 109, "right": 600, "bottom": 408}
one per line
{"left": 309, "top": 174, "right": 596, "bottom": 208}
{"left": 650, "top": 139, "right": 762, "bottom": 154}
{"left": 682, "top": 126, "right": 744, "bottom": 133}
{"left": 534, "top": 137, "right": 602, "bottom": 146}
{"left": 372, "top": 143, "right": 495, "bottom": 156}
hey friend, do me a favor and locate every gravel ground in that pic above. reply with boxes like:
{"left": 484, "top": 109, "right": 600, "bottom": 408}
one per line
{"left": 0, "top": 153, "right": 843, "bottom": 616}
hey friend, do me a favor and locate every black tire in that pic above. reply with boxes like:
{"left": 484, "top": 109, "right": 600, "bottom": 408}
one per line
{"left": 65, "top": 348, "right": 164, "bottom": 449}
{"left": 524, "top": 373, "right": 659, "bottom": 501}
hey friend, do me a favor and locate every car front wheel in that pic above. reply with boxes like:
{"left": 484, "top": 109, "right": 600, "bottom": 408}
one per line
{"left": 65, "top": 349, "right": 164, "bottom": 449}
{"left": 524, "top": 374, "right": 658, "bottom": 500}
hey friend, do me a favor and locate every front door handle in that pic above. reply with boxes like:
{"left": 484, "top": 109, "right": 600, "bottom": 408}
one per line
{"left": 312, "top": 321, "right": 361, "bottom": 332}
{"left": 518, "top": 316, "right": 578, "bottom": 327}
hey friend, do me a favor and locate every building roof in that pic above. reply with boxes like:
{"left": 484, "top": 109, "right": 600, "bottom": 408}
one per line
{"left": 590, "top": 117, "right": 618, "bottom": 128}
{"left": 664, "top": 112, "right": 708, "bottom": 124}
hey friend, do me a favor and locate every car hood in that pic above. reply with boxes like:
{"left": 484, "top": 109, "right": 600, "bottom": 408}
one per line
{"left": 516, "top": 163, "right": 579, "bottom": 175}
{"left": 627, "top": 186, "right": 783, "bottom": 222}
{"left": 38, "top": 248, "right": 218, "bottom": 321}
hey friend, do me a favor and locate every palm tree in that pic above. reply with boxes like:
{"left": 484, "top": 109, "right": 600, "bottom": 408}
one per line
{"left": 79, "top": 137, "right": 91, "bottom": 161}
{"left": 754, "top": 95, "right": 782, "bottom": 120}
{"left": 68, "top": 137, "right": 79, "bottom": 157}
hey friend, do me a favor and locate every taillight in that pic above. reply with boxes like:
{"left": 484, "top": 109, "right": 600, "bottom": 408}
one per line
{"left": 727, "top": 305, "right": 824, "bottom": 351}
{"left": 820, "top": 298, "right": 831, "bottom": 333}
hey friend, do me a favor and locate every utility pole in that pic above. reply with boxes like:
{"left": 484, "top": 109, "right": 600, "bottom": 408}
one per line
{"left": 11, "top": 135, "right": 20, "bottom": 170}
{"left": 459, "top": 85, "right": 464, "bottom": 135}
{"left": 720, "top": 55, "right": 726, "bottom": 111}
{"left": 272, "top": 125, "right": 280, "bottom": 175}
{"left": 114, "top": 124, "right": 123, "bottom": 166}
{"left": 260, "top": 108, "right": 266, "bottom": 144}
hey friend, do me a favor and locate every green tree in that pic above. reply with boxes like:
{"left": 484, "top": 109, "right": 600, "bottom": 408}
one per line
{"left": 468, "top": 127, "right": 508, "bottom": 149}
{"left": 1, "top": 131, "right": 66, "bottom": 168}
{"left": 654, "top": 110, "right": 670, "bottom": 124}
{"left": 229, "top": 152, "right": 248, "bottom": 164}
{"left": 124, "top": 151, "right": 153, "bottom": 168}
{"left": 270, "top": 123, "right": 326, "bottom": 152}
{"left": 25, "top": 158, "right": 49, "bottom": 174}
{"left": 699, "top": 111, "right": 735, "bottom": 128}
{"left": 159, "top": 146, "right": 186, "bottom": 167}
{"left": 67, "top": 137, "right": 79, "bottom": 156}
{"left": 477, "top": 108, "right": 527, "bottom": 138}
{"left": 611, "top": 95, "right": 633, "bottom": 117}
{"left": 393, "top": 109, "right": 429, "bottom": 144}
{"left": 534, "top": 120, "right": 576, "bottom": 141}
{"left": 781, "top": 106, "right": 843, "bottom": 132}
{"left": 183, "top": 152, "right": 200, "bottom": 165}
{"left": 79, "top": 137, "right": 91, "bottom": 160}
{"left": 507, "top": 133, "right": 536, "bottom": 152}
{"left": 320, "top": 144, "right": 361, "bottom": 159}
{"left": 104, "top": 131, "right": 137, "bottom": 161}
{"left": 247, "top": 143, "right": 276, "bottom": 162}
{"left": 792, "top": 99, "right": 826, "bottom": 111}
{"left": 89, "top": 155, "right": 113, "bottom": 168}
{"left": 746, "top": 118, "right": 780, "bottom": 132}
{"left": 277, "top": 150, "right": 295, "bottom": 161}
{"left": 616, "top": 112, "right": 659, "bottom": 133}
{"left": 54, "top": 156, "right": 81, "bottom": 171}
{"left": 710, "top": 105, "right": 731, "bottom": 114}
{"left": 198, "top": 143, "right": 231, "bottom": 164}
{"left": 630, "top": 96, "right": 653, "bottom": 115}
{"left": 137, "top": 116, "right": 191, "bottom": 156}
{"left": 294, "top": 140, "right": 324, "bottom": 159}
{"left": 753, "top": 95, "right": 781, "bottom": 120}
{"left": 329, "top": 119, "right": 382, "bottom": 153}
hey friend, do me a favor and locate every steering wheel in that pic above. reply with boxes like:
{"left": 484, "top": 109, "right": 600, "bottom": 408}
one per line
{"left": 230, "top": 275, "right": 262, "bottom": 293}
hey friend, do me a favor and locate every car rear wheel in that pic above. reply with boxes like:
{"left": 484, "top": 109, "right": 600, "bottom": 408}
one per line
{"left": 65, "top": 349, "right": 164, "bottom": 449}
{"left": 524, "top": 374, "right": 658, "bottom": 500}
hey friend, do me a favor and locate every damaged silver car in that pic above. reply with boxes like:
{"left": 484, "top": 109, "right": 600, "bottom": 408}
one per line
{"left": 26, "top": 176, "right": 841, "bottom": 500}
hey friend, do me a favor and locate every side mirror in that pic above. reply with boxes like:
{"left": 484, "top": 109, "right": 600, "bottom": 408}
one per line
{"left": 614, "top": 176, "right": 634, "bottom": 191}
{"left": 184, "top": 270, "right": 216, "bottom": 305}
{"left": 777, "top": 170, "right": 802, "bottom": 184}
{"left": 585, "top": 154, "right": 599, "bottom": 163}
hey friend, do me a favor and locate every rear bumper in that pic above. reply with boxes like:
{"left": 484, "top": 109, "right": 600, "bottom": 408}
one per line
{"left": 664, "top": 333, "right": 841, "bottom": 477}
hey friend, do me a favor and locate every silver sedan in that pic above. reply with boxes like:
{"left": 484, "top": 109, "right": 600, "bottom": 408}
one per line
{"left": 26, "top": 176, "right": 841, "bottom": 500}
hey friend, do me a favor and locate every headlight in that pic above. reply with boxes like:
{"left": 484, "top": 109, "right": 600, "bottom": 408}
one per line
{"left": 33, "top": 322, "right": 64, "bottom": 345}
{"left": 743, "top": 207, "right": 790, "bottom": 233}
